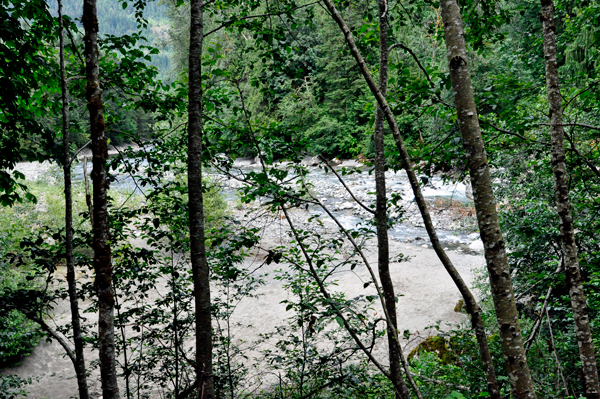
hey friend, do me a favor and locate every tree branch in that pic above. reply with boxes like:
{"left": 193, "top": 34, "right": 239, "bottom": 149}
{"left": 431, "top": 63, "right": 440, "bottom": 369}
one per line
{"left": 204, "top": 1, "right": 320, "bottom": 37}
{"left": 540, "top": 122, "right": 600, "bottom": 131}
{"left": 564, "top": 130, "right": 600, "bottom": 179}
{"left": 480, "top": 119, "right": 550, "bottom": 146}
{"left": 318, "top": 156, "right": 375, "bottom": 215}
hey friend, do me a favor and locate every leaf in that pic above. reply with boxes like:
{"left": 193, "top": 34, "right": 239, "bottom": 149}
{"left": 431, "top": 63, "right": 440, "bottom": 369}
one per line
{"left": 335, "top": 316, "right": 344, "bottom": 327}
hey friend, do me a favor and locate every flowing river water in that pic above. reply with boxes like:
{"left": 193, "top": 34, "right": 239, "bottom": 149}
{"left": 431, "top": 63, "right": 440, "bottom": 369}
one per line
{"left": 14, "top": 155, "right": 483, "bottom": 252}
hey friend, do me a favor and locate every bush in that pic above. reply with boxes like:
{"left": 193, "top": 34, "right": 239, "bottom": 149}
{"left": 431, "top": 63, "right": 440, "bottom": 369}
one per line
{"left": 0, "top": 374, "right": 34, "bottom": 398}
{"left": 0, "top": 310, "right": 39, "bottom": 368}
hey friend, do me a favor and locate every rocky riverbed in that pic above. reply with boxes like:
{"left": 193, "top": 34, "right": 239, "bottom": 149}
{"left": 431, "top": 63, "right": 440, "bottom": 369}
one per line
{"left": 3, "top": 156, "right": 487, "bottom": 398}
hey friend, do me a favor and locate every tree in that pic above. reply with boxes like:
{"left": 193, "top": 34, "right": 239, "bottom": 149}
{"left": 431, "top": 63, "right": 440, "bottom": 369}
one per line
{"left": 372, "top": 1, "right": 411, "bottom": 397}
{"left": 82, "top": 0, "right": 120, "bottom": 396}
{"left": 320, "top": 0, "right": 501, "bottom": 396}
{"left": 539, "top": 0, "right": 600, "bottom": 397}
{"left": 187, "top": 0, "right": 215, "bottom": 397}
{"left": 58, "top": 0, "right": 89, "bottom": 397}
{"left": 438, "top": 0, "right": 536, "bottom": 397}
{"left": 0, "top": 0, "right": 55, "bottom": 206}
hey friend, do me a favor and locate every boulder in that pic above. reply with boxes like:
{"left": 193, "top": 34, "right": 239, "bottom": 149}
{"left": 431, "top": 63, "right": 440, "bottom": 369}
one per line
{"left": 301, "top": 155, "right": 321, "bottom": 167}
{"left": 468, "top": 239, "right": 484, "bottom": 251}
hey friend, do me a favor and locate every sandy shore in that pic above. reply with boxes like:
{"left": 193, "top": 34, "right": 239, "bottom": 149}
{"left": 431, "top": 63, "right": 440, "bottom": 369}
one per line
{"left": 2, "top": 206, "right": 485, "bottom": 398}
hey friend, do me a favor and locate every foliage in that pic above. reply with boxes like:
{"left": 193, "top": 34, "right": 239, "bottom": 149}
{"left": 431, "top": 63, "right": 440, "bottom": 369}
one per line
{"left": 4, "top": 0, "right": 600, "bottom": 397}
{"left": 0, "top": 374, "right": 34, "bottom": 399}
{"left": 0, "top": 0, "right": 58, "bottom": 205}
{"left": 0, "top": 310, "right": 40, "bottom": 368}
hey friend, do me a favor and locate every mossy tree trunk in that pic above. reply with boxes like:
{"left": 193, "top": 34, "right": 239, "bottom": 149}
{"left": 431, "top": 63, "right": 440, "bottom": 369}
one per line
{"left": 82, "top": 0, "right": 119, "bottom": 396}
{"left": 438, "top": 0, "right": 536, "bottom": 397}
{"left": 59, "top": 1, "right": 89, "bottom": 398}
{"left": 187, "top": 0, "right": 215, "bottom": 397}
{"left": 373, "top": 2, "right": 410, "bottom": 398}
{"left": 320, "top": 0, "right": 500, "bottom": 396}
{"left": 540, "top": 1, "right": 600, "bottom": 397}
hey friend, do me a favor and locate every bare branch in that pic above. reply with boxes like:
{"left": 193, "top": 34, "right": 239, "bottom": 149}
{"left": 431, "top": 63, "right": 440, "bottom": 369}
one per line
{"left": 111, "top": 144, "right": 149, "bottom": 199}
{"left": 280, "top": 204, "right": 395, "bottom": 384}
{"left": 66, "top": 75, "right": 86, "bottom": 83}
{"left": 69, "top": 140, "right": 91, "bottom": 165}
{"left": 539, "top": 122, "right": 600, "bottom": 131}
{"left": 318, "top": 156, "right": 375, "bottom": 214}
{"left": 204, "top": 1, "right": 320, "bottom": 37}
{"left": 564, "top": 130, "right": 600, "bottom": 179}
{"left": 480, "top": 119, "right": 550, "bottom": 146}
{"left": 389, "top": 42, "right": 433, "bottom": 88}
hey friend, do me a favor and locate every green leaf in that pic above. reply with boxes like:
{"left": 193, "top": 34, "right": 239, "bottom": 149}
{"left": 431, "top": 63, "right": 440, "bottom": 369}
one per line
{"left": 446, "top": 392, "right": 466, "bottom": 399}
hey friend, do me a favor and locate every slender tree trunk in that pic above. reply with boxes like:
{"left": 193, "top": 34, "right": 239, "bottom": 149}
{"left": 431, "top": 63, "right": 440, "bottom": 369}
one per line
{"left": 187, "top": 1, "right": 214, "bottom": 398}
{"left": 321, "top": 1, "right": 500, "bottom": 397}
{"left": 374, "top": 3, "right": 410, "bottom": 398}
{"left": 58, "top": 2, "right": 90, "bottom": 398}
{"left": 540, "top": 1, "right": 600, "bottom": 397}
{"left": 82, "top": 0, "right": 119, "bottom": 397}
{"left": 438, "top": 1, "right": 535, "bottom": 397}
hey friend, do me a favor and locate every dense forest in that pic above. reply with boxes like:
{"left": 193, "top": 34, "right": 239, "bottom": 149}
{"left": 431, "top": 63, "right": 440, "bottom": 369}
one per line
{"left": 1, "top": 0, "right": 600, "bottom": 398}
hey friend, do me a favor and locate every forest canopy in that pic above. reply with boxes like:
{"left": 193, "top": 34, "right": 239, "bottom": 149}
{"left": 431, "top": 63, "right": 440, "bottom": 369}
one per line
{"left": 1, "top": 0, "right": 600, "bottom": 398}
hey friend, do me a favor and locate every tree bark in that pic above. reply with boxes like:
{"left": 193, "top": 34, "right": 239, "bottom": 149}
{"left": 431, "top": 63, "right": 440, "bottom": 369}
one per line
{"left": 187, "top": 0, "right": 215, "bottom": 398}
{"left": 58, "top": 1, "right": 90, "bottom": 398}
{"left": 320, "top": 1, "right": 500, "bottom": 397}
{"left": 82, "top": 0, "right": 119, "bottom": 396}
{"left": 374, "top": 2, "right": 410, "bottom": 398}
{"left": 438, "top": 1, "right": 536, "bottom": 397}
{"left": 540, "top": 1, "right": 600, "bottom": 397}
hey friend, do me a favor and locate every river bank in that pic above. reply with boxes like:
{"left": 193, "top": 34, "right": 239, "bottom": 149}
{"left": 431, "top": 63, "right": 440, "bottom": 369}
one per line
{"left": 3, "top": 155, "right": 487, "bottom": 398}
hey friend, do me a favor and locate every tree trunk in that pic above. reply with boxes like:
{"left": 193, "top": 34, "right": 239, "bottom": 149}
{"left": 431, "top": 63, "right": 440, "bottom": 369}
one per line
{"left": 540, "top": 1, "right": 600, "bottom": 397}
{"left": 320, "top": 0, "right": 500, "bottom": 397}
{"left": 82, "top": 0, "right": 119, "bottom": 397}
{"left": 58, "top": 1, "right": 90, "bottom": 398}
{"left": 439, "top": 1, "right": 536, "bottom": 397}
{"left": 187, "top": 0, "right": 214, "bottom": 398}
{"left": 374, "top": 3, "right": 410, "bottom": 398}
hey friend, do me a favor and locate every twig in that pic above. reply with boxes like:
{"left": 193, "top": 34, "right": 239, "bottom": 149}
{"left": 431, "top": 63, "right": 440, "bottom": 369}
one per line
{"left": 389, "top": 42, "right": 433, "bottom": 89}
{"left": 111, "top": 144, "right": 148, "bottom": 199}
{"left": 32, "top": 316, "right": 77, "bottom": 365}
{"left": 69, "top": 140, "right": 92, "bottom": 165}
{"left": 318, "top": 156, "right": 374, "bottom": 214}
{"left": 546, "top": 307, "right": 570, "bottom": 396}
{"left": 280, "top": 204, "right": 396, "bottom": 385}
{"left": 524, "top": 285, "right": 553, "bottom": 352}
{"left": 480, "top": 119, "right": 550, "bottom": 146}
{"left": 427, "top": 127, "right": 458, "bottom": 165}
{"left": 563, "top": 81, "right": 598, "bottom": 111}
{"left": 234, "top": 79, "right": 267, "bottom": 170}
{"left": 66, "top": 75, "right": 85, "bottom": 83}
{"left": 564, "top": 127, "right": 600, "bottom": 179}
{"left": 203, "top": 1, "right": 320, "bottom": 37}
{"left": 540, "top": 122, "right": 600, "bottom": 131}
{"left": 388, "top": 42, "right": 452, "bottom": 108}
{"left": 83, "top": 156, "right": 93, "bottom": 227}
{"left": 298, "top": 176, "right": 423, "bottom": 399}
{"left": 65, "top": 24, "right": 84, "bottom": 65}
